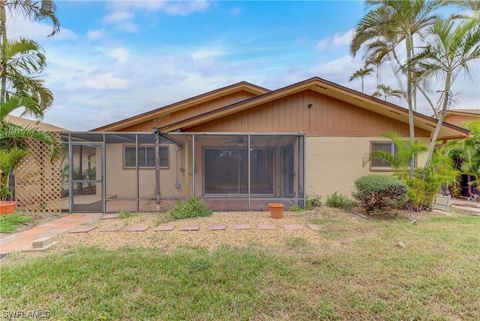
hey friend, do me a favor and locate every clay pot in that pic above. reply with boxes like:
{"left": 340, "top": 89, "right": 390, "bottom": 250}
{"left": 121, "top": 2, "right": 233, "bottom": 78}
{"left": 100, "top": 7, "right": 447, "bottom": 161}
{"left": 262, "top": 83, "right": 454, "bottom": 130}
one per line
{"left": 0, "top": 201, "right": 16, "bottom": 215}
{"left": 268, "top": 203, "right": 284, "bottom": 219}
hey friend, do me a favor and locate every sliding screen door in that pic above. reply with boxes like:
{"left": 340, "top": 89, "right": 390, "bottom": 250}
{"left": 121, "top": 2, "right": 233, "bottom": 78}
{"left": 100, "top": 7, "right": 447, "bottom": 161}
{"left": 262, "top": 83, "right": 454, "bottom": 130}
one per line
{"left": 204, "top": 148, "right": 273, "bottom": 195}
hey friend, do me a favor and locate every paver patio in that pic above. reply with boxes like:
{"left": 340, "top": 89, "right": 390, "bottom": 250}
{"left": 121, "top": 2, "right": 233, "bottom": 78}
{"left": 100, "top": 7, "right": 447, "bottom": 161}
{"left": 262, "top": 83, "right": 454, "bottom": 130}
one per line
{"left": 0, "top": 213, "right": 101, "bottom": 254}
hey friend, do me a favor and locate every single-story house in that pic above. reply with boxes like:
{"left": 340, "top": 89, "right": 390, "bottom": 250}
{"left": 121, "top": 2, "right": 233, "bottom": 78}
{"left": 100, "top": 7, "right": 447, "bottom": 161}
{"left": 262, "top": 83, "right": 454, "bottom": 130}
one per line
{"left": 444, "top": 109, "right": 480, "bottom": 128}
{"left": 61, "top": 77, "right": 469, "bottom": 213}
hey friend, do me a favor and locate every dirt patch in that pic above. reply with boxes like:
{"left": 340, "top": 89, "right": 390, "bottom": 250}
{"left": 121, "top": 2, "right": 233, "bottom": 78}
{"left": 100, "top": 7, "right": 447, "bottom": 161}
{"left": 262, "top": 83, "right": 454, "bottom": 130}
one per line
{"left": 58, "top": 211, "right": 320, "bottom": 251}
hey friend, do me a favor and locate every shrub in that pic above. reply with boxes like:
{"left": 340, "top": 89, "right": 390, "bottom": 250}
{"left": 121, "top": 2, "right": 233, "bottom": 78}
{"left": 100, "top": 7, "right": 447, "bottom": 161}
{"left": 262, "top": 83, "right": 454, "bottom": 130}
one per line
{"left": 326, "top": 192, "right": 356, "bottom": 209}
{"left": 305, "top": 194, "right": 322, "bottom": 209}
{"left": 171, "top": 197, "right": 212, "bottom": 220}
{"left": 119, "top": 209, "right": 135, "bottom": 219}
{"left": 354, "top": 175, "right": 407, "bottom": 214}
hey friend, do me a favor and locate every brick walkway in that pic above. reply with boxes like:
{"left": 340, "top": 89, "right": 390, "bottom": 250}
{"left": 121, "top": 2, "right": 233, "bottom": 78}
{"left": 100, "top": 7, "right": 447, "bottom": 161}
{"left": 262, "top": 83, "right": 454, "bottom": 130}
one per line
{"left": 0, "top": 213, "right": 101, "bottom": 254}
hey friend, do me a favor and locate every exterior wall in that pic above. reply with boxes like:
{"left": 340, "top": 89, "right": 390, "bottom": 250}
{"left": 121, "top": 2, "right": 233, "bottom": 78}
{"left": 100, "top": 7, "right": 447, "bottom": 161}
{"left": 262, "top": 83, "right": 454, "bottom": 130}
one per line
{"left": 119, "top": 91, "right": 257, "bottom": 132}
{"left": 444, "top": 113, "right": 479, "bottom": 128}
{"left": 305, "top": 137, "right": 428, "bottom": 199}
{"left": 104, "top": 143, "right": 185, "bottom": 200}
{"left": 187, "top": 90, "right": 431, "bottom": 137}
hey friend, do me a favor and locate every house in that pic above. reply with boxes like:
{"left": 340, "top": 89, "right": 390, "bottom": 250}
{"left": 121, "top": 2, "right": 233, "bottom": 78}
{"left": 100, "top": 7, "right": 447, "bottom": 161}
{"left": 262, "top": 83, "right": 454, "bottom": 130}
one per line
{"left": 444, "top": 109, "right": 480, "bottom": 128}
{"left": 61, "top": 77, "right": 469, "bottom": 213}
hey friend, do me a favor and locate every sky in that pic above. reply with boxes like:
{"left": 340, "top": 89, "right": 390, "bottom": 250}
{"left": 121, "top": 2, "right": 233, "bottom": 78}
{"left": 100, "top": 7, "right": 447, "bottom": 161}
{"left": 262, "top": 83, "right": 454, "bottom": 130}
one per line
{"left": 6, "top": 0, "right": 480, "bottom": 130}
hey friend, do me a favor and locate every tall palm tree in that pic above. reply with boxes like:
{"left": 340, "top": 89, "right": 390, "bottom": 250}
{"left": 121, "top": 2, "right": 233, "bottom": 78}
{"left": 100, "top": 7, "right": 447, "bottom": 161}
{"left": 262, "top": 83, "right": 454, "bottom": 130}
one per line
{"left": 3, "top": 38, "right": 53, "bottom": 113}
{"left": 410, "top": 17, "right": 480, "bottom": 167}
{"left": 349, "top": 66, "right": 374, "bottom": 93}
{"left": 372, "top": 84, "right": 403, "bottom": 101}
{"left": 351, "top": 0, "right": 441, "bottom": 162}
{"left": 0, "top": 0, "right": 60, "bottom": 103}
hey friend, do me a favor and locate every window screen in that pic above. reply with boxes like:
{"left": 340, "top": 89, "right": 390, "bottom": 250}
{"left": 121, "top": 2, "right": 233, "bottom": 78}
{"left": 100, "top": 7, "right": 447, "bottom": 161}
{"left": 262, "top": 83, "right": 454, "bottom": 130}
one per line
{"left": 124, "top": 145, "right": 169, "bottom": 168}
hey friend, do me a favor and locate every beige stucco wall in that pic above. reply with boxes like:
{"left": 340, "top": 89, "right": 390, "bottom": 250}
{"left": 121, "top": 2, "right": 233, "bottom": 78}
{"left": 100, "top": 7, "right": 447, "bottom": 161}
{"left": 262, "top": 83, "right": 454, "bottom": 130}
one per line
{"left": 305, "top": 137, "right": 428, "bottom": 199}
{"left": 105, "top": 143, "right": 185, "bottom": 200}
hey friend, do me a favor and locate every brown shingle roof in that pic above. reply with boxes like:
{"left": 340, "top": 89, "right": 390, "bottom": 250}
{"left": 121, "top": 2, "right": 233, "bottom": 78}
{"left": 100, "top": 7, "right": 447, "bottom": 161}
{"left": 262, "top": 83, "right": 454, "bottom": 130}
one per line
{"left": 5, "top": 115, "right": 66, "bottom": 132}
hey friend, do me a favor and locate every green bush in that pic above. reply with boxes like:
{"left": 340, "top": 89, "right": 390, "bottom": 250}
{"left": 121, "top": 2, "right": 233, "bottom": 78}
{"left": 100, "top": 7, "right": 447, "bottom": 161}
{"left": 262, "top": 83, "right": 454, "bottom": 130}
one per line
{"left": 354, "top": 175, "right": 407, "bottom": 214}
{"left": 305, "top": 194, "right": 322, "bottom": 209}
{"left": 171, "top": 197, "right": 212, "bottom": 219}
{"left": 289, "top": 195, "right": 321, "bottom": 213}
{"left": 119, "top": 209, "right": 135, "bottom": 219}
{"left": 326, "top": 192, "right": 356, "bottom": 209}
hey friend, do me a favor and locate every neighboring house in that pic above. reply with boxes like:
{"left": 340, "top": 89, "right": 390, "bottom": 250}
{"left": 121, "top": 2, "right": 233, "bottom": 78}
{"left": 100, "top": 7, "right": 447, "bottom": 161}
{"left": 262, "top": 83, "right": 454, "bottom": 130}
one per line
{"left": 62, "top": 77, "right": 469, "bottom": 213}
{"left": 444, "top": 109, "right": 480, "bottom": 128}
{"left": 5, "top": 115, "right": 66, "bottom": 213}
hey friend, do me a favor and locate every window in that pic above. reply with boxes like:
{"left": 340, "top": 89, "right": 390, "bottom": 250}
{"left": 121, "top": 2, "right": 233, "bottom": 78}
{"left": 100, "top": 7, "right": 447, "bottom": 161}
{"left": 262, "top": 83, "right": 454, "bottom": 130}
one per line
{"left": 124, "top": 145, "right": 169, "bottom": 168}
{"left": 371, "top": 142, "right": 397, "bottom": 169}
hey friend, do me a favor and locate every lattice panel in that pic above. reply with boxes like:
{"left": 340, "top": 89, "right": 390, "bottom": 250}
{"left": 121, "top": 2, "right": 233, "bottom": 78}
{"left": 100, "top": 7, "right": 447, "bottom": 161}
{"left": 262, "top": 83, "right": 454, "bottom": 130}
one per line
{"left": 14, "top": 133, "right": 62, "bottom": 213}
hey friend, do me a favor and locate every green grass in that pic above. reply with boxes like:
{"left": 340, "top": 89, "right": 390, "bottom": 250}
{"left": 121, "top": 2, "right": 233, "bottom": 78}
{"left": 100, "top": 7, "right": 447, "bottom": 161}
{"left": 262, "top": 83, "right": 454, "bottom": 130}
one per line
{"left": 1, "top": 213, "right": 479, "bottom": 320}
{"left": 0, "top": 212, "right": 33, "bottom": 233}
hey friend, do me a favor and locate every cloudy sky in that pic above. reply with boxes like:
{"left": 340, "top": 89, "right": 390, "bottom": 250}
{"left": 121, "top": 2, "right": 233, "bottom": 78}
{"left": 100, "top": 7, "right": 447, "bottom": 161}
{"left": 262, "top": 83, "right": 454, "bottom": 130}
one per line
{"left": 7, "top": 0, "right": 480, "bottom": 130}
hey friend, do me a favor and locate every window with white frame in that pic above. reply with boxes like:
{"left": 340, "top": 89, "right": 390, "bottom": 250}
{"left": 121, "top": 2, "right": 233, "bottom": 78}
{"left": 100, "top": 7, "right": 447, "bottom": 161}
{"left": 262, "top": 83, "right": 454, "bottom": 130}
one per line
{"left": 123, "top": 145, "right": 169, "bottom": 168}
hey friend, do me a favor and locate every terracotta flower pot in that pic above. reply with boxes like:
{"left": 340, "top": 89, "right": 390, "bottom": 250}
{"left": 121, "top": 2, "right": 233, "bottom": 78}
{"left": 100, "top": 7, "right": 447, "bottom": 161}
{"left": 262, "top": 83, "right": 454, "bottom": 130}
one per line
{"left": 0, "top": 201, "right": 16, "bottom": 215}
{"left": 268, "top": 203, "right": 285, "bottom": 219}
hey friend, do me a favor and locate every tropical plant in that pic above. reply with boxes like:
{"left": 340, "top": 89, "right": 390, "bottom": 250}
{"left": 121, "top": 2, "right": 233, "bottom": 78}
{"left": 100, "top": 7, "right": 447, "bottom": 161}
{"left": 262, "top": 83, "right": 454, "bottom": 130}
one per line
{"left": 2, "top": 38, "right": 52, "bottom": 112}
{"left": 443, "top": 120, "right": 480, "bottom": 196}
{"left": 370, "top": 132, "right": 427, "bottom": 179}
{"left": 0, "top": 147, "right": 27, "bottom": 200}
{"left": 0, "top": 96, "right": 59, "bottom": 156}
{"left": 370, "top": 131, "right": 459, "bottom": 210}
{"left": 372, "top": 84, "right": 403, "bottom": 101}
{"left": 408, "top": 17, "right": 480, "bottom": 167}
{"left": 349, "top": 66, "right": 374, "bottom": 93}
{"left": 351, "top": 0, "right": 442, "bottom": 168}
{"left": 0, "top": 0, "right": 60, "bottom": 103}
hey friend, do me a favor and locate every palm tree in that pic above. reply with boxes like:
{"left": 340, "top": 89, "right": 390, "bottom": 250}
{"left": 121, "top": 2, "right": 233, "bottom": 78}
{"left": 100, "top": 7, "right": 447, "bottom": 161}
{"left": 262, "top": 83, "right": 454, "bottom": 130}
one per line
{"left": 349, "top": 66, "right": 374, "bottom": 93}
{"left": 410, "top": 17, "right": 480, "bottom": 167}
{"left": 372, "top": 84, "right": 403, "bottom": 101}
{"left": 0, "top": 0, "right": 60, "bottom": 103}
{"left": 3, "top": 38, "right": 53, "bottom": 113}
{"left": 351, "top": 0, "right": 441, "bottom": 164}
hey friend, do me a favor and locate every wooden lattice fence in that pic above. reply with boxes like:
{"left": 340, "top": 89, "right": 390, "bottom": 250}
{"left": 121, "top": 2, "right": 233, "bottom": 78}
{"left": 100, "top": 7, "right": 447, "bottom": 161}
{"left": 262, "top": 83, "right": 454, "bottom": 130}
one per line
{"left": 14, "top": 133, "right": 62, "bottom": 213}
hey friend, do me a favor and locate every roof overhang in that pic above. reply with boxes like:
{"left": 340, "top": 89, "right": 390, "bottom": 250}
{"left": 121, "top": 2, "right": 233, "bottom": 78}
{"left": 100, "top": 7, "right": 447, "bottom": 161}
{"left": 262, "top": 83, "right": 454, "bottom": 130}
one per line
{"left": 159, "top": 77, "right": 470, "bottom": 140}
{"left": 92, "top": 81, "right": 269, "bottom": 132}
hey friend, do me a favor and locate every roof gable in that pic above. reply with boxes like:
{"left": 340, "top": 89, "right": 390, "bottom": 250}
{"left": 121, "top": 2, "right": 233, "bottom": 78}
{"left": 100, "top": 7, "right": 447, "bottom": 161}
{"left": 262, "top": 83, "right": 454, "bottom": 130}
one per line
{"left": 159, "top": 77, "right": 469, "bottom": 140}
{"left": 92, "top": 81, "right": 269, "bottom": 132}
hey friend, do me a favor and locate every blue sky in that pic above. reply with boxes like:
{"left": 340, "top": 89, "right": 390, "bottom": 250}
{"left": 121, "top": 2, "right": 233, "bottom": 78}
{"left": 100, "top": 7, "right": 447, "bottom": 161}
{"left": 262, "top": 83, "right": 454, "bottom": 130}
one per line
{"left": 7, "top": 0, "right": 480, "bottom": 130}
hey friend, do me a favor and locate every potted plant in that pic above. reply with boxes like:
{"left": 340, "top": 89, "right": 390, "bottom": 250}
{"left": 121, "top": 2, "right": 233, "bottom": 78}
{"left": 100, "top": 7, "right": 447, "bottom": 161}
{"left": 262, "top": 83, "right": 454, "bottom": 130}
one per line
{"left": 0, "top": 148, "right": 27, "bottom": 215}
{"left": 268, "top": 202, "right": 285, "bottom": 219}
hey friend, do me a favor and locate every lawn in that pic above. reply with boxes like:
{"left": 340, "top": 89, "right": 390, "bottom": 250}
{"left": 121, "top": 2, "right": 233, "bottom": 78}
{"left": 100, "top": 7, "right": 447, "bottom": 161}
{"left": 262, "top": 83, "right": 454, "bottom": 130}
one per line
{"left": 1, "top": 211, "right": 479, "bottom": 320}
{"left": 0, "top": 212, "right": 33, "bottom": 234}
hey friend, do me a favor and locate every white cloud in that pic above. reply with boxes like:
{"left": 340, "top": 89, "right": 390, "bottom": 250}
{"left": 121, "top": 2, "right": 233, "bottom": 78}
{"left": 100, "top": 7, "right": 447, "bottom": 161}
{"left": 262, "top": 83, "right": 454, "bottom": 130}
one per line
{"left": 105, "top": 47, "right": 130, "bottom": 63}
{"left": 191, "top": 48, "right": 227, "bottom": 60}
{"left": 7, "top": 12, "right": 77, "bottom": 40}
{"left": 316, "top": 29, "right": 354, "bottom": 51}
{"left": 86, "top": 29, "right": 104, "bottom": 40}
{"left": 84, "top": 73, "right": 129, "bottom": 90}
{"left": 103, "top": 11, "right": 134, "bottom": 23}
{"left": 107, "top": 0, "right": 210, "bottom": 16}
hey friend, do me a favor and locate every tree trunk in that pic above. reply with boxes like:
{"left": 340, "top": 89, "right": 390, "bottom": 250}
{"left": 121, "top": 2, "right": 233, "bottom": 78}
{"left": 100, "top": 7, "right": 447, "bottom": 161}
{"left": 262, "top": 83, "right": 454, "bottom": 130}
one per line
{"left": 424, "top": 71, "right": 452, "bottom": 168}
{"left": 406, "top": 34, "right": 416, "bottom": 174}
{"left": 0, "top": 0, "right": 7, "bottom": 104}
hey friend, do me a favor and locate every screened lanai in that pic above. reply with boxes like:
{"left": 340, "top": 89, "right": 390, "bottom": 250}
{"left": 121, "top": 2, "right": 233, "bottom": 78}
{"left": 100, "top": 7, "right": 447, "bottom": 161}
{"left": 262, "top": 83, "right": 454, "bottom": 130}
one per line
{"left": 61, "top": 132, "right": 305, "bottom": 213}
